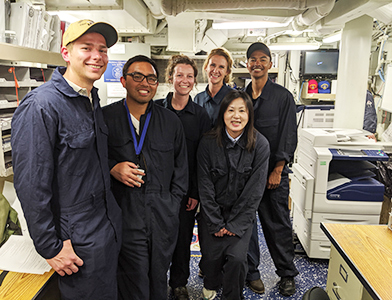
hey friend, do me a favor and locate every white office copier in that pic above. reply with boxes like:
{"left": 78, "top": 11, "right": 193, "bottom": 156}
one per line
{"left": 291, "top": 128, "right": 391, "bottom": 259}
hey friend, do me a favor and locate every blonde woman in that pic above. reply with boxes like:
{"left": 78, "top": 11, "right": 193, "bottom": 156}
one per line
{"left": 194, "top": 47, "right": 234, "bottom": 126}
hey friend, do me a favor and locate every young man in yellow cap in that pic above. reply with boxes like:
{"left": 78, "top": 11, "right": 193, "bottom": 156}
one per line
{"left": 11, "top": 20, "right": 121, "bottom": 300}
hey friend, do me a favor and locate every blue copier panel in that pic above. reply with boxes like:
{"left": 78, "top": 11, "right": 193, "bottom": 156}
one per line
{"left": 327, "top": 148, "right": 388, "bottom": 201}
{"left": 327, "top": 177, "right": 384, "bottom": 201}
{"left": 330, "top": 149, "right": 389, "bottom": 161}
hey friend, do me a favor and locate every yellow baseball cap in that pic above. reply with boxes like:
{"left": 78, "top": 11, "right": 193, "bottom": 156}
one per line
{"left": 63, "top": 19, "right": 118, "bottom": 48}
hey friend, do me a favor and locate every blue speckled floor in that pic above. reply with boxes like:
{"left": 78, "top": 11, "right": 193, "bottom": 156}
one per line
{"left": 168, "top": 218, "right": 329, "bottom": 299}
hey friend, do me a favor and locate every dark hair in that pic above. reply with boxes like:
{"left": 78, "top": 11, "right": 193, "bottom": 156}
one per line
{"left": 165, "top": 54, "right": 198, "bottom": 85}
{"left": 210, "top": 90, "right": 256, "bottom": 152}
{"left": 122, "top": 55, "right": 159, "bottom": 79}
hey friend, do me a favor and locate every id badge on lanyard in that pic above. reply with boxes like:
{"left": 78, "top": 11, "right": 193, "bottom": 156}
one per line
{"left": 124, "top": 99, "right": 151, "bottom": 170}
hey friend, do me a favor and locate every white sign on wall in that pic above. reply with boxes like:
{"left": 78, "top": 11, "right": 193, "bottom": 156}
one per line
{"left": 107, "top": 82, "right": 126, "bottom": 98}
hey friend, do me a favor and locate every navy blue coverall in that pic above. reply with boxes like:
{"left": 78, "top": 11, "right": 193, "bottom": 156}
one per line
{"left": 194, "top": 83, "right": 233, "bottom": 126}
{"left": 155, "top": 93, "right": 211, "bottom": 289}
{"left": 102, "top": 99, "right": 188, "bottom": 300}
{"left": 245, "top": 79, "right": 299, "bottom": 280}
{"left": 363, "top": 90, "right": 377, "bottom": 134}
{"left": 11, "top": 67, "right": 122, "bottom": 300}
{"left": 197, "top": 131, "right": 269, "bottom": 299}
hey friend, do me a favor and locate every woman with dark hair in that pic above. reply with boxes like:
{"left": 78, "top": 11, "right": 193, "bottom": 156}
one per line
{"left": 155, "top": 54, "right": 211, "bottom": 300}
{"left": 197, "top": 90, "right": 270, "bottom": 299}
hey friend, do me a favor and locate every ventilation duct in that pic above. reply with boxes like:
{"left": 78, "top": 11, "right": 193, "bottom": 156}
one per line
{"left": 197, "top": 27, "right": 228, "bottom": 53}
{"left": 142, "top": 0, "right": 165, "bottom": 19}
{"left": 291, "top": 0, "right": 335, "bottom": 31}
{"left": 161, "top": 0, "right": 335, "bottom": 16}
{"left": 161, "top": 0, "right": 336, "bottom": 34}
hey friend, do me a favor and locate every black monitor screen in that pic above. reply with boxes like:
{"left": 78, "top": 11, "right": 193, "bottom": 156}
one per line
{"left": 301, "top": 50, "right": 339, "bottom": 77}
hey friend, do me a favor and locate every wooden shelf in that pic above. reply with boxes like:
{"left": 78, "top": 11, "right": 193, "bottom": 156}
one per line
{"left": 0, "top": 43, "right": 65, "bottom": 66}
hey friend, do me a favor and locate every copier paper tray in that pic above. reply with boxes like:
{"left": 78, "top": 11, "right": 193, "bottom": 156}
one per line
{"left": 327, "top": 177, "right": 384, "bottom": 201}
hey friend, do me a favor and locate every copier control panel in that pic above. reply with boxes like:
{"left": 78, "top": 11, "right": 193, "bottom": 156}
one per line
{"left": 330, "top": 149, "right": 389, "bottom": 161}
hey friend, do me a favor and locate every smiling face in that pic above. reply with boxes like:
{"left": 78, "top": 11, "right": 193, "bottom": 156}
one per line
{"left": 121, "top": 61, "right": 158, "bottom": 106}
{"left": 224, "top": 97, "right": 249, "bottom": 139}
{"left": 61, "top": 32, "right": 108, "bottom": 89}
{"left": 171, "top": 63, "right": 195, "bottom": 97}
{"left": 205, "top": 55, "right": 229, "bottom": 86}
{"left": 246, "top": 49, "right": 272, "bottom": 79}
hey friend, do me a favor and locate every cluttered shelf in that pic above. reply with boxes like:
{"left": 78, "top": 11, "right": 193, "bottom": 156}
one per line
{"left": 301, "top": 81, "right": 336, "bottom": 101}
{"left": 0, "top": 43, "right": 65, "bottom": 67}
{"left": 0, "top": 45, "right": 60, "bottom": 177}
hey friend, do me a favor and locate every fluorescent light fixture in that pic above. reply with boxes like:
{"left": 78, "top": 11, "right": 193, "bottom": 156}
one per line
{"left": 323, "top": 31, "right": 342, "bottom": 43}
{"left": 212, "top": 20, "right": 291, "bottom": 30}
{"left": 268, "top": 41, "right": 321, "bottom": 50}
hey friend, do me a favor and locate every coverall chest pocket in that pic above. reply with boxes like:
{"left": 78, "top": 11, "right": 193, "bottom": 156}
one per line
{"left": 108, "top": 135, "right": 133, "bottom": 161}
{"left": 210, "top": 167, "right": 227, "bottom": 197}
{"left": 65, "top": 130, "right": 95, "bottom": 176}
{"left": 236, "top": 166, "right": 252, "bottom": 192}
{"left": 255, "top": 117, "right": 279, "bottom": 146}
{"left": 150, "top": 142, "right": 174, "bottom": 187}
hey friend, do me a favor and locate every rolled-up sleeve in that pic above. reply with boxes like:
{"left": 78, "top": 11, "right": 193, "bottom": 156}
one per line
{"left": 275, "top": 92, "right": 297, "bottom": 164}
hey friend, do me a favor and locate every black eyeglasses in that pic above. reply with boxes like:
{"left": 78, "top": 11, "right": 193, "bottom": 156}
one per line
{"left": 126, "top": 72, "right": 158, "bottom": 85}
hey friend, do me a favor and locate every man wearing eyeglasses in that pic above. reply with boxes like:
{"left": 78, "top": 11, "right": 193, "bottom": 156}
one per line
{"left": 102, "top": 55, "right": 188, "bottom": 300}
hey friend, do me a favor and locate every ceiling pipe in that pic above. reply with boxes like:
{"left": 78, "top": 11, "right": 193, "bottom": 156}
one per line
{"left": 150, "top": 0, "right": 337, "bottom": 53}
{"left": 160, "top": 0, "right": 336, "bottom": 35}
{"left": 291, "top": 0, "right": 335, "bottom": 31}
{"left": 140, "top": 0, "right": 168, "bottom": 35}
{"left": 155, "top": 19, "right": 167, "bottom": 34}
{"left": 142, "top": 0, "right": 165, "bottom": 19}
{"left": 161, "top": 0, "right": 335, "bottom": 16}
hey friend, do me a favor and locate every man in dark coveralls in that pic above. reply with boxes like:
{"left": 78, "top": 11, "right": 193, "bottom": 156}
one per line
{"left": 11, "top": 20, "right": 122, "bottom": 300}
{"left": 245, "top": 42, "right": 299, "bottom": 297}
{"left": 102, "top": 55, "right": 188, "bottom": 300}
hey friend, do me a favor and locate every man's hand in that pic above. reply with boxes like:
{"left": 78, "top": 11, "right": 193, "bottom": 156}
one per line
{"left": 110, "top": 161, "right": 145, "bottom": 187}
{"left": 186, "top": 197, "right": 198, "bottom": 211}
{"left": 46, "top": 239, "right": 84, "bottom": 276}
{"left": 267, "top": 170, "right": 281, "bottom": 190}
{"left": 267, "top": 160, "right": 285, "bottom": 189}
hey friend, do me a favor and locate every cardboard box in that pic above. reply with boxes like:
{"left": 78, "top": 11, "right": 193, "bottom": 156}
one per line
{"left": 0, "top": 0, "right": 5, "bottom": 43}
{"left": 10, "top": 2, "right": 39, "bottom": 48}
{"left": 37, "top": 10, "right": 52, "bottom": 50}
{"left": 49, "top": 14, "right": 62, "bottom": 52}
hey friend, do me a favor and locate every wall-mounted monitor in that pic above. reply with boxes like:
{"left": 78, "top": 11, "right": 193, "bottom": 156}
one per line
{"left": 300, "top": 49, "right": 339, "bottom": 78}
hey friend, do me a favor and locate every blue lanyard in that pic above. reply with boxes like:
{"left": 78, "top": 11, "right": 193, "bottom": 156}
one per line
{"left": 124, "top": 99, "right": 151, "bottom": 156}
